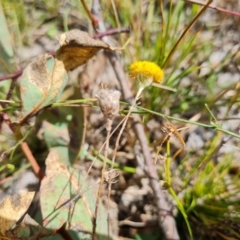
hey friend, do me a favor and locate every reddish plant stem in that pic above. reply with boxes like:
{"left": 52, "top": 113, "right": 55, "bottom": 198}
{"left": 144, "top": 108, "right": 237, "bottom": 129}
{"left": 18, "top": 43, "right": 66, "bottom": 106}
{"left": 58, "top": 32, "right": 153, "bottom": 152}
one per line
{"left": 3, "top": 77, "right": 18, "bottom": 109}
{"left": 0, "top": 69, "right": 22, "bottom": 82}
{"left": 185, "top": 0, "right": 240, "bottom": 17}
{"left": 0, "top": 111, "right": 44, "bottom": 181}
{"left": 1, "top": 112, "right": 16, "bottom": 132}
{"left": 6, "top": 78, "right": 17, "bottom": 100}
{"left": 20, "top": 141, "right": 44, "bottom": 180}
{"left": 93, "top": 26, "right": 131, "bottom": 39}
{"left": 0, "top": 176, "right": 13, "bottom": 185}
{"left": 80, "top": 0, "right": 99, "bottom": 28}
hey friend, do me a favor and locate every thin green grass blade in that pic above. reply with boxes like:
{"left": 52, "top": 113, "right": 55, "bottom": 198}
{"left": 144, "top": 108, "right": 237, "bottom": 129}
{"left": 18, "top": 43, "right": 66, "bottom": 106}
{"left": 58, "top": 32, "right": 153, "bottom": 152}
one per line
{"left": 162, "top": 0, "right": 213, "bottom": 69}
{"left": 169, "top": 187, "right": 193, "bottom": 237}
{"left": 165, "top": 31, "right": 201, "bottom": 85}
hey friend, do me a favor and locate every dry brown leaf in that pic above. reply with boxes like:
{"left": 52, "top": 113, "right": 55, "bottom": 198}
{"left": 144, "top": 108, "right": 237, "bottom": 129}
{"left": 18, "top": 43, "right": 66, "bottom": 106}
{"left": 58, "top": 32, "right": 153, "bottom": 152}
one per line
{"left": 44, "top": 149, "right": 77, "bottom": 181}
{"left": 19, "top": 53, "right": 67, "bottom": 123}
{"left": 7, "top": 214, "right": 51, "bottom": 238}
{"left": 0, "top": 192, "right": 35, "bottom": 235}
{"left": 19, "top": 29, "right": 112, "bottom": 124}
{"left": 155, "top": 118, "right": 185, "bottom": 163}
{"left": 24, "top": 53, "right": 52, "bottom": 93}
{"left": 57, "top": 29, "right": 110, "bottom": 71}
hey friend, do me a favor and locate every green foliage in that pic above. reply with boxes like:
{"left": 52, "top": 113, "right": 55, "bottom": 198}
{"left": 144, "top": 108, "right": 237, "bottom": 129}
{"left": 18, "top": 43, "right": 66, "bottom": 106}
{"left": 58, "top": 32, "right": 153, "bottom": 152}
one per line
{"left": 40, "top": 151, "right": 109, "bottom": 239}
{"left": 1, "top": 1, "right": 240, "bottom": 239}
{"left": 37, "top": 88, "right": 84, "bottom": 165}
{"left": 19, "top": 55, "right": 69, "bottom": 122}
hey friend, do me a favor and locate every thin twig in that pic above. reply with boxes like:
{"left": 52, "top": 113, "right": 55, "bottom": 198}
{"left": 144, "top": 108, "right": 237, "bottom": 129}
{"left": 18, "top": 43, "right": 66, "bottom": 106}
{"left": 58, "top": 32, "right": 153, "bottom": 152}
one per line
{"left": 0, "top": 111, "right": 44, "bottom": 181}
{"left": 93, "top": 119, "right": 112, "bottom": 240}
{"left": 20, "top": 142, "right": 44, "bottom": 180}
{"left": 6, "top": 78, "right": 17, "bottom": 101}
{"left": 84, "top": 115, "right": 126, "bottom": 183}
{"left": 119, "top": 219, "right": 145, "bottom": 227}
{"left": 155, "top": 118, "right": 185, "bottom": 164}
{"left": 0, "top": 69, "right": 22, "bottom": 82}
{"left": 106, "top": 96, "right": 139, "bottom": 238}
{"left": 90, "top": 1, "right": 180, "bottom": 239}
{"left": 0, "top": 90, "right": 18, "bottom": 132}
{"left": 0, "top": 176, "right": 13, "bottom": 185}
{"left": 0, "top": 112, "right": 16, "bottom": 132}
{"left": 93, "top": 27, "right": 131, "bottom": 39}
{"left": 185, "top": 0, "right": 240, "bottom": 17}
{"left": 80, "top": 0, "right": 98, "bottom": 28}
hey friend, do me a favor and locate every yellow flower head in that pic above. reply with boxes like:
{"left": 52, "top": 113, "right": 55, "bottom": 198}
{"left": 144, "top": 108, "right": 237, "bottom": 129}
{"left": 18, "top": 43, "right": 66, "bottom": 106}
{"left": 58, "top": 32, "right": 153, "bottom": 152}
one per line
{"left": 129, "top": 61, "right": 164, "bottom": 83}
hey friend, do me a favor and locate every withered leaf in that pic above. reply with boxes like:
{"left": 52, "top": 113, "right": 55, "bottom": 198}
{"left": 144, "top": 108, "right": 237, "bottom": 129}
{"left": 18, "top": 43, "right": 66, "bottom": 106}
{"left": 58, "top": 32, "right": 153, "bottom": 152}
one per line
{"left": 0, "top": 192, "right": 35, "bottom": 235}
{"left": 19, "top": 29, "right": 112, "bottom": 124}
{"left": 19, "top": 53, "right": 68, "bottom": 124}
{"left": 57, "top": 29, "right": 110, "bottom": 71}
{"left": 6, "top": 214, "right": 52, "bottom": 239}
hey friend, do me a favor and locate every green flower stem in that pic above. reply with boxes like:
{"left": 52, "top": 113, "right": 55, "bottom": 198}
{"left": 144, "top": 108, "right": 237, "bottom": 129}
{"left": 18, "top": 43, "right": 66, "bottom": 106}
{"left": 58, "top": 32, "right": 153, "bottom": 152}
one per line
{"left": 83, "top": 148, "right": 136, "bottom": 174}
{"left": 135, "top": 105, "right": 240, "bottom": 140}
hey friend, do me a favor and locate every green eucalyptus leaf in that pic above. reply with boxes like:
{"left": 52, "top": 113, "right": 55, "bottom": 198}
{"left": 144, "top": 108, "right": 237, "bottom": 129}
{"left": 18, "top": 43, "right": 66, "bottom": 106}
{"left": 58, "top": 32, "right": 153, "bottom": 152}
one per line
{"left": 37, "top": 87, "right": 85, "bottom": 165}
{"left": 19, "top": 54, "right": 69, "bottom": 123}
{"left": 40, "top": 150, "right": 111, "bottom": 239}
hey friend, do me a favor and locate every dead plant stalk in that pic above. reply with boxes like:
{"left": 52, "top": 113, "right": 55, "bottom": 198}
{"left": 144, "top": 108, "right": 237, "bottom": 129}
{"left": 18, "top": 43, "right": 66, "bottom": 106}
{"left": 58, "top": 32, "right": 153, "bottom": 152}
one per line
{"left": 90, "top": 0, "right": 180, "bottom": 239}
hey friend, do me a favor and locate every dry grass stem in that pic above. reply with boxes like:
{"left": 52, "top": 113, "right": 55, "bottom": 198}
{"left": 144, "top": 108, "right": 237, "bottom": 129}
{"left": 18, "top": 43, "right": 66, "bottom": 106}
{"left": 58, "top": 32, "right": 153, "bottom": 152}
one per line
{"left": 91, "top": 1, "right": 180, "bottom": 239}
{"left": 155, "top": 118, "right": 185, "bottom": 164}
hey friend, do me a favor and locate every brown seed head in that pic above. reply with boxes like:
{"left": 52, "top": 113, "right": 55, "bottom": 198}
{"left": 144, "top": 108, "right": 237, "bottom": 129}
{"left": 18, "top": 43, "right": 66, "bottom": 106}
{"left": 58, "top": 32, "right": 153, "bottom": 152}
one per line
{"left": 95, "top": 88, "right": 121, "bottom": 120}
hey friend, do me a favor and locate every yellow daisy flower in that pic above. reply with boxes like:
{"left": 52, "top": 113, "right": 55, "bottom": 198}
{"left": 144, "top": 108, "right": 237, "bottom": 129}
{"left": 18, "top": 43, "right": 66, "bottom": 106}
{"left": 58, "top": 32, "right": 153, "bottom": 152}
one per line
{"left": 129, "top": 61, "right": 164, "bottom": 83}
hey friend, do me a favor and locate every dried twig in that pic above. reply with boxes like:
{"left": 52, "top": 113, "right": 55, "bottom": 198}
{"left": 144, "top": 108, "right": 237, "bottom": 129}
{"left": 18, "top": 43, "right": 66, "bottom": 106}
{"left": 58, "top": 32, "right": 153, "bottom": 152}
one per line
{"left": 5, "top": 78, "right": 17, "bottom": 106}
{"left": 20, "top": 141, "right": 44, "bottom": 180}
{"left": 92, "top": 119, "right": 112, "bottom": 240}
{"left": 93, "top": 88, "right": 120, "bottom": 239}
{"left": 0, "top": 112, "right": 16, "bottom": 132}
{"left": 155, "top": 118, "right": 185, "bottom": 164}
{"left": 80, "top": 0, "right": 98, "bottom": 28}
{"left": 0, "top": 69, "right": 22, "bottom": 82}
{"left": 90, "top": 1, "right": 180, "bottom": 239}
{"left": 93, "top": 26, "right": 131, "bottom": 39}
{"left": 185, "top": 0, "right": 240, "bottom": 17}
